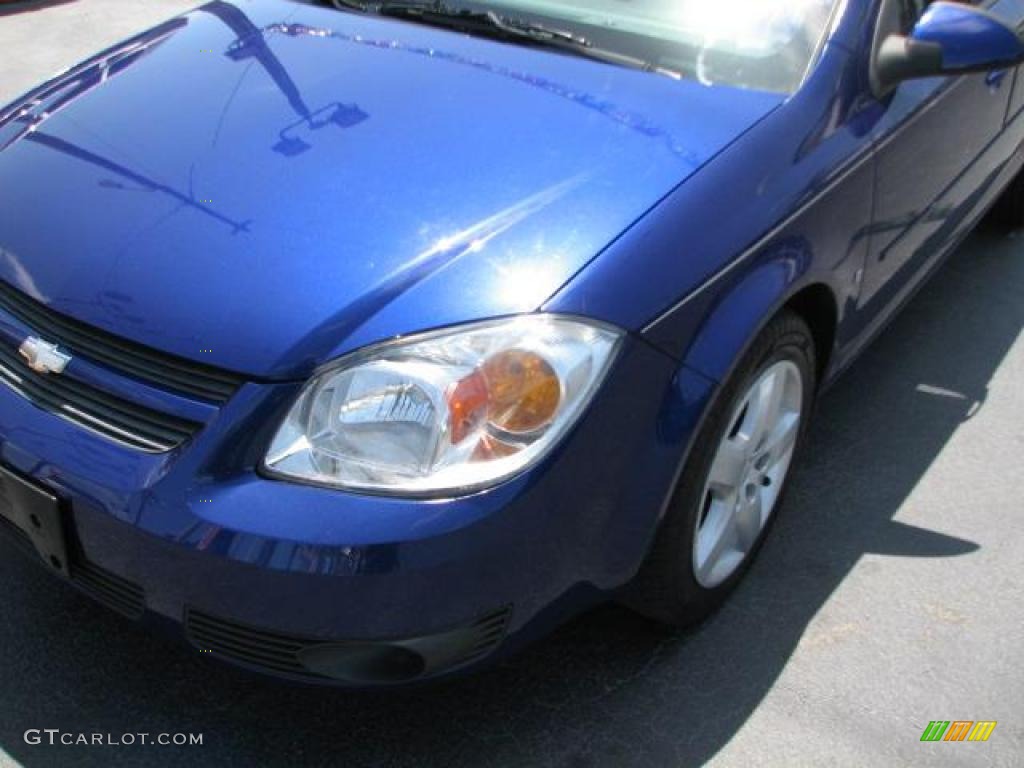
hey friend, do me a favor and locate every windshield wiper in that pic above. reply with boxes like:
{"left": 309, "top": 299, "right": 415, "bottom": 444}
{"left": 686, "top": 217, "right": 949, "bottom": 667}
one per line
{"left": 331, "top": 0, "right": 679, "bottom": 78}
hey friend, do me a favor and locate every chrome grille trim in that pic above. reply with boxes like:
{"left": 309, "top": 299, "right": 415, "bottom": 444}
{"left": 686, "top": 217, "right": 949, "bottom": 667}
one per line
{"left": 0, "top": 280, "right": 244, "bottom": 404}
{"left": 0, "top": 345, "right": 200, "bottom": 452}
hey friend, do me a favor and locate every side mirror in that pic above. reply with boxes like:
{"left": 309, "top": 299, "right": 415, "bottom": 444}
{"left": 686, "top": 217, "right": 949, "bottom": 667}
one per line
{"left": 875, "top": 1, "right": 1024, "bottom": 95}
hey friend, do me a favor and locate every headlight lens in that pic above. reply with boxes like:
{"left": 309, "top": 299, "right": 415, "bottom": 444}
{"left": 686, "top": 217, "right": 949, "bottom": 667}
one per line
{"left": 263, "top": 315, "right": 622, "bottom": 495}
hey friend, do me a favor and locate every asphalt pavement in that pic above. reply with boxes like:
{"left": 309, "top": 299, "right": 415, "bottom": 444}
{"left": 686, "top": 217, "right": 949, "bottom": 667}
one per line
{"left": 1, "top": 2, "right": 1022, "bottom": 766}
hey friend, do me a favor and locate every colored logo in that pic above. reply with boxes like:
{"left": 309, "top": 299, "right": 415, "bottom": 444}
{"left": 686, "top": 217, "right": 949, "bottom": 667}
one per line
{"left": 920, "top": 721, "right": 997, "bottom": 742}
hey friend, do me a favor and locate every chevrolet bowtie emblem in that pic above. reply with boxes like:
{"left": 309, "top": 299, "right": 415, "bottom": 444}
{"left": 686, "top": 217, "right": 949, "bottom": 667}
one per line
{"left": 18, "top": 336, "right": 71, "bottom": 374}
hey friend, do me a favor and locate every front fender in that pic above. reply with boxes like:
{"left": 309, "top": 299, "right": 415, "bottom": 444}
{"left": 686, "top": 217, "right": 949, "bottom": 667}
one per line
{"left": 644, "top": 238, "right": 823, "bottom": 384}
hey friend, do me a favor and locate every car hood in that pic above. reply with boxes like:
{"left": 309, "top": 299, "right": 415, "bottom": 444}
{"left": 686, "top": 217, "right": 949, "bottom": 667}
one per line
{"left": 0, "top": 0, "right": 781, "bottom": 380}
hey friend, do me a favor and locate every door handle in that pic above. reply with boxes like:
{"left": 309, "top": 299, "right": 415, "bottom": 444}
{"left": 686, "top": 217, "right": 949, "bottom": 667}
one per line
{"left": 986, "top": 69, "right": 1010, "bottom": 89}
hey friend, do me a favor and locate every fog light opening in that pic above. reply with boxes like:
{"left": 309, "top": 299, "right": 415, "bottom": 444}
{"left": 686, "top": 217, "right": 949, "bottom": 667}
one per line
{"left": 298, "top": 643, "right": 427, "bottom": 684}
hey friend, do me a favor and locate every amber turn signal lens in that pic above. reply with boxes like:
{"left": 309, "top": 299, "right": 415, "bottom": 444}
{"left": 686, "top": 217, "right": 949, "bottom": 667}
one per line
{"left": 482, "top": 349, "right": 561, "bottom": 434}
{"left": 446, "top": 371, "right": 488, "bottom": 444}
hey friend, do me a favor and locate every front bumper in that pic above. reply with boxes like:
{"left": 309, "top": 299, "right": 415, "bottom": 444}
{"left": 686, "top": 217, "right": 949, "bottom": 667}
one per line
{"left": 0, "top": 335, "right": 715, "bottom": 684}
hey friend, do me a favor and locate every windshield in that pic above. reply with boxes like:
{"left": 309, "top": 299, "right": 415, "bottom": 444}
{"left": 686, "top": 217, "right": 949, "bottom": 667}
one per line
{"left": 460, "top": 0, "right": 839, "bottom": 93}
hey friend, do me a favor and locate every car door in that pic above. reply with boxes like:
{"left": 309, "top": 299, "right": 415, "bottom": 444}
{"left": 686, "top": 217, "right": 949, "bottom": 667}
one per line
{"left": 858, "top": 0, "right": 1016, "bottom": 319}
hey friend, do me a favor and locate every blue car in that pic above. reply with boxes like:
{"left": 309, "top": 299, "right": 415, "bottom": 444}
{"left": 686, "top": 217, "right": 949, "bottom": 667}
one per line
{"left": 0, "top": 0, "right": 1022, "bottom": 685}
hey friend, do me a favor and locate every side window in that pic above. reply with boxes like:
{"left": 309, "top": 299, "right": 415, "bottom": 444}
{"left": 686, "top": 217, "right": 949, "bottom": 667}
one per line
{"left": 899, "top": 0, "right": 927, "bottom": 33}
{"left": 901, "top": 0, "right": 985, "bottom": 33}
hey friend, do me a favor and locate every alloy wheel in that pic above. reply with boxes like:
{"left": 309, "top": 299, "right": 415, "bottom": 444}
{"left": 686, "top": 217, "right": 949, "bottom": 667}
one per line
{"left": 692, "top": 360, "right": 804, "bottom": 588}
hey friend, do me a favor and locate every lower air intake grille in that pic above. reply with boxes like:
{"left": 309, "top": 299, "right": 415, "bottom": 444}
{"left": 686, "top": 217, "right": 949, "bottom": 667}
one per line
{"left": 186, "top": 608, "right": 314, "bottom": 679}
{"left": 186, "top": 605, "right": 513, "bottom": 683}
{"left": 0, "top": 344, "right": 201, "bottom": 452}
{"left": 461, "top": 607, "right": 512, "bottom": 662}
{"left": 0, "top": 516, "right": 145, "bottom": 619}
{"left": 71, "top": 557, "right": 146, "bottom": 619}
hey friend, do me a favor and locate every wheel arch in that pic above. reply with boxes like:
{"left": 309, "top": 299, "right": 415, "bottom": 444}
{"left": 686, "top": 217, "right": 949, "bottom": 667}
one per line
{"left": 783, "top": 283, "right": 839, "bottom": 385}
{"left": 675, "top": 253, "right": 842, "bottom": 391}
{"left": 636, "top": 260, "right": 842, "bottom": 545}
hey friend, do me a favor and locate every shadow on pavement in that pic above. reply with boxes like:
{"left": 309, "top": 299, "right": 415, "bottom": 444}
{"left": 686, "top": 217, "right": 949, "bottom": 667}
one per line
{"left": 0, "top": 228, "right": 1020, "bottom": 767}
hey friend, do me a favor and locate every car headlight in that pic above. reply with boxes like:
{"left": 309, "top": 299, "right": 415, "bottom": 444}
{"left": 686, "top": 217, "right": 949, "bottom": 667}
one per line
{"left": 263, "top": 315, "right": 622, "bottom": 496}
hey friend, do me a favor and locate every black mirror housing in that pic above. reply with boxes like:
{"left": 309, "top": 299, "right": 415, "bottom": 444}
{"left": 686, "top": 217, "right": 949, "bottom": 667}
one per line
{"left": 875, "top": 36, "right": 945, "bottom": 93}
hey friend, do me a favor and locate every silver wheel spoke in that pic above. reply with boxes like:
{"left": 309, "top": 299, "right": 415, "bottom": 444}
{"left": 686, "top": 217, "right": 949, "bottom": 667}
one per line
{"left": 745, "top": 368, "right": 785, "bottom": 450}
{"left": 695, "top": 500, "right": 739, "bottom": 585}
{"left": 707, "top": 438, "right": 746, "bottom": 496}
{"left": 764, "top": 411, "right": 800, "bottom": 465}
{"left": 735, "top": 489, "right": 763, "bottom": 549}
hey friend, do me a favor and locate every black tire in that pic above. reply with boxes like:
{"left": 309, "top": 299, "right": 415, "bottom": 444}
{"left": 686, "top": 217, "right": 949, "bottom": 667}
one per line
{"left": 621, "top": 309, "right": 817, "bottom": 627}
{"left": 989, "top": 169, "right": 1024, "bottom": 229}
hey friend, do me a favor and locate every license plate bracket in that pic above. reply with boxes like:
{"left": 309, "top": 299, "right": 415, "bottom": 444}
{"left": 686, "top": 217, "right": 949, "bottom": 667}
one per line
{"left": 0, "top": 464, "right": 69, "bottom": 577}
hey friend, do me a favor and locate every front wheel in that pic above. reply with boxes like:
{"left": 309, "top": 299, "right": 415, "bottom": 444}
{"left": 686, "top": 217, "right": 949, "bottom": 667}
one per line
{"left": 623, "top": 310, "right": 817, "bottom": 627}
